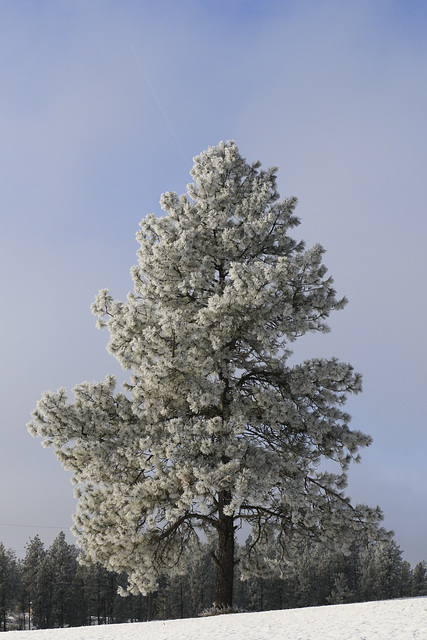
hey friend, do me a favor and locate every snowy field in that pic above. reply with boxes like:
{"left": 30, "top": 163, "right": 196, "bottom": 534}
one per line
{"left": 7, "top": 597, "right": 427, "bottom": 640}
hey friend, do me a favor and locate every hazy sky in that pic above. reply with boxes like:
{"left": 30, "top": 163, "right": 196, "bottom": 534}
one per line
{"left": 1, "top": 0, "right": 426, "bottom": 565}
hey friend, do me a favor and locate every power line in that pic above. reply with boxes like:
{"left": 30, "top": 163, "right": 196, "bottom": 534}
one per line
{"left": 0, "top": 523, "right": 70, "bottom": 530}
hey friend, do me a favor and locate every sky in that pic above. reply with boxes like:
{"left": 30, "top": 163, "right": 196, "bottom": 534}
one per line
{"left": 1, "top": 0, "right": 426, "bottom": 565}
{"left": 10, "top": 597, "right": 427, "bottom": 638}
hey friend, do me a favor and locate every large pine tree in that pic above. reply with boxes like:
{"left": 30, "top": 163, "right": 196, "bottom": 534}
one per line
{"left": 29, "top": 141, "right": 383, "bottom": 608}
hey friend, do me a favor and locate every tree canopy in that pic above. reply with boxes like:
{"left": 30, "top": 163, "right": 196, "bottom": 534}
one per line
{"left": 29, "top": 141, "right": 384, "bottom": 608}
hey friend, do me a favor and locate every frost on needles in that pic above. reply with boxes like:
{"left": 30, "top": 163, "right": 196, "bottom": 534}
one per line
{"left": 28, "top": 141, "right": 385, "bottom": 610}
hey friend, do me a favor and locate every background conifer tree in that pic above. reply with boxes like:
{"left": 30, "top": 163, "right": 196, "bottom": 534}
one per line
{"left": 0, "top": 543, "right": 19, "bottom": 631}
{"left": 22, "top": 536, "right": 46, "bottom": 629}
{"left": 47, "top": 532, "right": 81, "bottom": 628}
{"left": 411, "top": 561, "right": 427, "bottom": 596}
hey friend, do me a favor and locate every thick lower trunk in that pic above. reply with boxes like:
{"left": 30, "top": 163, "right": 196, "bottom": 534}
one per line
{"left": 147, "top": 591, "right": 156, "bottom": 621}
{"left": 214, "top": 491, "right": 235, "bottom": 609}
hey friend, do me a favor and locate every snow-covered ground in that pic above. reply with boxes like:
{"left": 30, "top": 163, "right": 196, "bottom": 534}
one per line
{"left": 8, "top": 597, "right": 427, "bottom": 639}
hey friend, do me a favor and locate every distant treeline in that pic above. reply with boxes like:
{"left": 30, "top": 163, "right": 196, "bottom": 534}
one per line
{"left": 1, "top": 533, "right": 426, "bottom": 630}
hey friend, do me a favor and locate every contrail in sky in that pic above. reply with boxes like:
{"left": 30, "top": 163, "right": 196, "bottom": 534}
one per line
{"left": 130, "top": 43, "right": 186, "bottom": 160}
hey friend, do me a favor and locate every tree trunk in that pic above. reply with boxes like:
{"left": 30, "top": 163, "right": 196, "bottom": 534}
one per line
{"left": 214, "top": 491, "right": 235, "bottom": 609}
{"left": 147, "top": 591, "right": 156, "bottom": 621}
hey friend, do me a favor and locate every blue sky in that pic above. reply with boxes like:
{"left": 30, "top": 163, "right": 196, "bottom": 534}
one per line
{"left": 1, "top": 0, "right": 426, "bottom": 565}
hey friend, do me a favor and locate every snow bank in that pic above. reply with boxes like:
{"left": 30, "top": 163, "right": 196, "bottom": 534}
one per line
{"left": 8, "top": 597, "right": 427, "bottom": 640}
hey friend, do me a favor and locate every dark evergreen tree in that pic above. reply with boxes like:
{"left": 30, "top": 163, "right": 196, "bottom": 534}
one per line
{"left": 372, "top": 540, "right": 405, "bottom": 600}
{"left": 21, "top": 535, "right": 47, "bottom": 629}
{"left": 35, "top": 552, "right": 55, "bottom": 628}
{"left": 78, "top": 561, "right": 138, "bottom": 624}
{"left": 358, "top": 539, "right": 412, "bottom": 602}
{"left": 48, "top": 532, "right": 82, "bottom": 627}
{"left": 187, "top": 551, "right": 216, "bottom": 615}
{"left": 412, "top": 560, "right": 427, "bottom": 596}
{"left": 400, "top": 560, "right": 412, "bottom": 599}
{"left": 0, "top": 544, "right": 20, "bottom": 631}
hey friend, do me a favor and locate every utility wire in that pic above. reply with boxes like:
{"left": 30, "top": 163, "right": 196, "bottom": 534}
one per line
{"left": 0, "top": 523, "right": 70, "bottom": 529}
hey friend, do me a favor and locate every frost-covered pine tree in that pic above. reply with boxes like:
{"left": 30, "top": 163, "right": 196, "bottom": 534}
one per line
{"left": 28, "top": 141, "right": 384, "bottom": 609}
